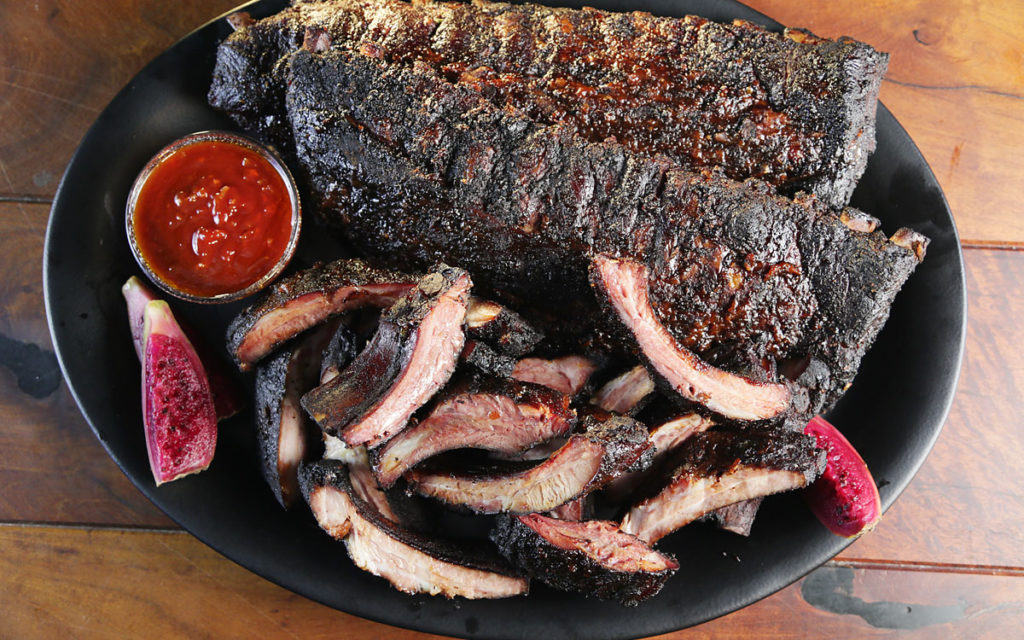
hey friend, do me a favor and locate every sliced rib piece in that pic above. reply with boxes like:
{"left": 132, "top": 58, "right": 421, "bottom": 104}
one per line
{"left": 226, "top": 258, "right": 416, "bottom": 369}
{"left": 323, "top": 434, "right": 402, "bottom": 525}
{"left": 590, "top": 365, "right": 655, "bottom": 414}
{"left": 373, "top": 377, "right": 575, "bottom": 487}
{"left": 302, "top": 266, "right": 471, "bottom": 448}
{"left": 706, "top": 497, "right": 764, "bottom": 537}
{"left": 648, "top": 415, "right": 717, "bottom": 457}
{"left": 324, "top": 433, "right": 437, "bottom": 533}
{"left": 272, "top": 49, "right": 924, "bottom": 422}
{"left": 466, "top": 297, "right": 543, "bottom": 356}
{"left": 299, "top": 460, "right": 528, "bottom": 599}
{"left": 511, "top": 355, "right": 598, "bottom": 396}
{"left": 603, "top": 413, "right": 715, "bottom": 503}
{"left": 621, "top": 429, "right": 825, "bottom": 543}
{"left": 491, "top": 514, "right": 678, "bottom": 606}
{"left": 408, "top": 413, "right": 649, "bottom": 514}
{"left": 253, "top": 322, "right": 334, "bottom": 509}
{"left": 591, "top": 254, "right": 791, "bottom": 420}
{"left": 210, "top": 0, "right": 889, "bottom": 208}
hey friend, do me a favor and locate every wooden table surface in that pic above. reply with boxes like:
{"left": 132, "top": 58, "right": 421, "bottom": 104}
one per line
{"left": 2, "top": 0, "right": 1022, "bottom": 637}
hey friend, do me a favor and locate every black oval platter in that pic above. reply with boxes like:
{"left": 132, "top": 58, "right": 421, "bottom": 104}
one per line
{"left": 43, "top": 1, "right": 966, "bottom": 638}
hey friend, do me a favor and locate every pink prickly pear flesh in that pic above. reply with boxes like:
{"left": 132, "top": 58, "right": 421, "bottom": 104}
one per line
{"left": 803, "top": 416, "right": 882, "bottom": 538}
{"left": 142, "top": 300, "right": 218, "bottom": 485}
{"left": 124, "top": 276, "right": 242, "bottom": 421}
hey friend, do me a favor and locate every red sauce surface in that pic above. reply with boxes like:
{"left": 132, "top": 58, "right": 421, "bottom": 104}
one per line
{"left": 133, "top": 140, "right": 293, "bottom": 297}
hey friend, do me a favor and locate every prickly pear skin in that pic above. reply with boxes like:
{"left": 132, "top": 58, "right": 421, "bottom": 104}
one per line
{"left": 123, "top": 276, "right": 157, "bottom": 361}
{"left": 803, "top": 416, "right": 882, "bottom": 538}
{"left": 142, "top": 300, "right": 218, "bottom": 485}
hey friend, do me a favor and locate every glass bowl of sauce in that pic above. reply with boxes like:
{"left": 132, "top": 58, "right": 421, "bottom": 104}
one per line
{"left": 126, "top": 131, "right": 301, "bottom": 303}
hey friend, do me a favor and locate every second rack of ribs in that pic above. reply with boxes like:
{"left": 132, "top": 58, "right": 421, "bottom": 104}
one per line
{"left": 210, "top": 0, "right": 889, "bottom": 209}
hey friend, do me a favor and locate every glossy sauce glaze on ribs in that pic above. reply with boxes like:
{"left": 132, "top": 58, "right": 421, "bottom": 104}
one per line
{"left": 209, "top": 0, "right": 889, "bottom": 209}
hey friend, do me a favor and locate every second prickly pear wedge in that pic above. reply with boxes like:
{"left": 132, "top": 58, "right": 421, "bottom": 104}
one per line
{"left": 803, "top": 416, "right": 882, "bottom": 538}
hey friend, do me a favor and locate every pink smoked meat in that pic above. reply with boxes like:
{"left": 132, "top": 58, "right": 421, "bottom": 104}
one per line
{"left": 225, "top": 258, "right": 417, "bottom": 369}
{"left": 300, "top": 460, "right": 528, "bottom": 599}
{"left": 621, "top": 429, "right": 823, "bottom": 543}
{"left": 324, "top": 434, "right": 404, "bottom": 525}
{"left": 590, "top": 364, "right": 655, "bottom": 414}
{"left": 302, "top": 266, "right": 471, "bottom": 447}
{"left": 253, "top": 322, "right": 337, "bottom": 508}
{"left": 512, "top": 355, "right": 598, "bottom": 395}
{"left": 603, "top": 413, "right": 715, "bottom": 503}
{"left": 407, "top": 413, "right": 648, "bottom": 514}
{"left": 373, "top": 378, "right": 574, "bottom": 487}
{"left": 491, "top": 514, "right": 677, "bottom": 605}
{"left": 591, "top": 254, "right": 790, "bottom": 420}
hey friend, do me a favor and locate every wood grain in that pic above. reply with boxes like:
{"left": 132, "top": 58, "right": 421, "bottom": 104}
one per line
{"left": 3, "top": 525, "right": 1023, "bottom": 639}
{"left": 743, "top": 0, "right": 1024, "bottom": 245}
{"left": 839, "top": 248, "right": 1024, "bottom": 566}
{"left": 0, "top": 0, "right": 241, "bottom": 200}
{"left": 0, "top": 202, "right": 172, "bottom": 527}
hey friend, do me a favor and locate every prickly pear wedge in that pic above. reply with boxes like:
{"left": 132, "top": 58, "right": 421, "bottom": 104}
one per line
{"left": 803, "top": 416, "right": 882, "bottom": 538}
{"left": 142, "top": 300, "right": 218, "bottom": 485}
{"left": 123, "top": 276, "right": 242, "bottom": 420}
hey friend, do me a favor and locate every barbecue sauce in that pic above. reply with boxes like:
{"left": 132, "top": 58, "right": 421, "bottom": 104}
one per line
{"left": 132, "top": 140, "right": 294, "bottom": 298}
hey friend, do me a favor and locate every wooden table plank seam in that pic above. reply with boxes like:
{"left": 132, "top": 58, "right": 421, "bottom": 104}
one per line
{"left": 0, "top": 521, "right": 184, "bottom": 535}
{"left": 0, "top": 195, "right": 53, "bottom": 204}
{"left": 960, "top": 241, "right": 1024, "bottom": 251}
{"left": 883, "top": 77, "right": 1024, "bottom": 103}
{"left": 831, "top": 558, "right": 1024, "bottom": 578}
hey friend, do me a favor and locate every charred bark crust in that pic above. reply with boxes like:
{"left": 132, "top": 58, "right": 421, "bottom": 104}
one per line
{"left": 210, "top": 0, "right": 888, "bottom": 208}
{"left": 275, "top": 49, "right": 919, "bottom": 422}
{"left": 490, "top": 515, "right": 676, "bottom": 606}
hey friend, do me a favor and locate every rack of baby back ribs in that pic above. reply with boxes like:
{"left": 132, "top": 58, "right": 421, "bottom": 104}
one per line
{"left": 184, "top": 0, "right": 931, "bottom": 604}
